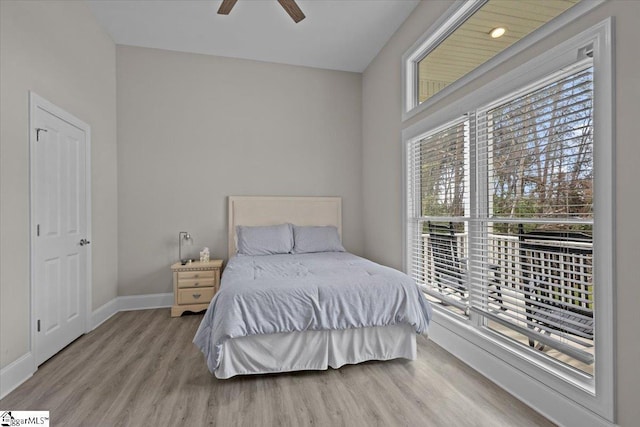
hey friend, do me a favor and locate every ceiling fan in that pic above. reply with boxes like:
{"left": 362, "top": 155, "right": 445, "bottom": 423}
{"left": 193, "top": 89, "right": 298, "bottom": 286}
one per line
{"left": 217, "top": 0, "right": 306, "bottom": 23}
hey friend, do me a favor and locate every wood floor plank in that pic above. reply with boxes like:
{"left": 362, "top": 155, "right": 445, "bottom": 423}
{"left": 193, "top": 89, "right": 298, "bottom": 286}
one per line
{"left": 0, "top": 309, "right": 555, "bottom": 426}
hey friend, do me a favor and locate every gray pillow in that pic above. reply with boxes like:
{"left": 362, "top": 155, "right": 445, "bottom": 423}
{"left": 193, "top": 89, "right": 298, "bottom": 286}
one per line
{"left": 292, "top": 225, "right": 345, "bottom": 254}
{"left": 236, "top": 223, "right": 294, "bottom": 256}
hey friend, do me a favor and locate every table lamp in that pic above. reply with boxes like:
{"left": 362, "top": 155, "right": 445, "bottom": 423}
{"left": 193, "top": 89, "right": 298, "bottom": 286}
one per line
{"left": 178, "top": 231, "right": 193, "bottom": 265}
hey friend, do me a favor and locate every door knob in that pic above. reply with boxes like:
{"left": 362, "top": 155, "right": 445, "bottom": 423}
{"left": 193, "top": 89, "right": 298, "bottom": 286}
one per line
{"left": 79, "top": 239, "right": 91, "bottom": 246}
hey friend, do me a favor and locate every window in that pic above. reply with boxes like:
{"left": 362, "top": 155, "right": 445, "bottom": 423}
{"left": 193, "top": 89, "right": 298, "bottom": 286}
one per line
{"left": 417, "top": 0, "right": 579, "bottom": 104}
{"left": 409, "top": 62, "right": 595, "bottom": 373}
{"left": 402, "top": 0, "right": 605, "bottom": 121}
{"left": 474, "top": 63, "right": 595, "bottom": 374}
{"left": 407, "top": 118, "right": 470, "bottom": 317}
{"left": 404, "top": 20, "right": 613, "bottom": 420}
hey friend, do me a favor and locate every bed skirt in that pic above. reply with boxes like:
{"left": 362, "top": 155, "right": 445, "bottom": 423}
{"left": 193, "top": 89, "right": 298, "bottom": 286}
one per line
{"left": 215, "top": 323, "right": 417, "bottom": 379}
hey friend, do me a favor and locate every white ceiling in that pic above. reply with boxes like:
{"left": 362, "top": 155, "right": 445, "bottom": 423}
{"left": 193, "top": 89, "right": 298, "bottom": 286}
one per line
{"left": 87, "top": 0, "right": 420, "bottom": 73}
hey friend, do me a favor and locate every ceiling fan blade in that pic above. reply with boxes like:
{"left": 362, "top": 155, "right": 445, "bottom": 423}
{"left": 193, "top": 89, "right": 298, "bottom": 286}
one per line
{"left": 277, "top": 0, "right": 306, "bottom": 23}
{"left": 217, "top": 0, "right": 238, "bottom": 15}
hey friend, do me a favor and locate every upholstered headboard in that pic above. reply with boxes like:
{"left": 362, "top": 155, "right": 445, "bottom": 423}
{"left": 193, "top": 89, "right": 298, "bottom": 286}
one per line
{"left": 227, "top": 196, "right": 342, "bottom": 258}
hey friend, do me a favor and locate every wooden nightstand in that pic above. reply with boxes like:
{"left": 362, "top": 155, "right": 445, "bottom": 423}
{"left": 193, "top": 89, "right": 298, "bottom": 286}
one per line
{"left": 170, "top": 260, "right": 223, "bottom": 317}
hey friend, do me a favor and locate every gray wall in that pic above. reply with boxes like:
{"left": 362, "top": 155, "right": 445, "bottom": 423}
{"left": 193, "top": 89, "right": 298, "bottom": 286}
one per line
{"left": 362, "top": 0, "right": 640, "bottom": 425}
{"left": 0, "top": 0, "right": 118, "bottom": 369}
{"left": 116, "top": 46, "right": 363, "bottom": 296}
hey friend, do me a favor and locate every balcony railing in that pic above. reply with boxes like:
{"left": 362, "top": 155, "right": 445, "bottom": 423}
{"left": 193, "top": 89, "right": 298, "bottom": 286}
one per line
{"left": 420, "top": 230, "right": 594, "bottom": 370}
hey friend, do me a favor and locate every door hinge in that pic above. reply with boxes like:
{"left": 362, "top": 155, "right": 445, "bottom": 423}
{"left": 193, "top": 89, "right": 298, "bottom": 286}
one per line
{"left": 35, "top": 128, "right": 48, "bottom": 142}
{"left": 37, "top": 319, "right": 41, "bottom": 332}
{"left": 37, "top": 224, "right": 40, "bottom": 237}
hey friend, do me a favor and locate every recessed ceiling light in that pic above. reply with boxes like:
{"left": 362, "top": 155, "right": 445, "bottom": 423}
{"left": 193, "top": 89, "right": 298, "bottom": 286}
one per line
{"left": 490, "top": 27, "right": 506, "bottom": 38}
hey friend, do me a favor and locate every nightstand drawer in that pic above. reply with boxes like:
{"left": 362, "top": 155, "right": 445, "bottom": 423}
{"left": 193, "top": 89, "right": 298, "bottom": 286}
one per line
{"left": 177, "top": 278, "right": 215, "bottom": 289}
{"left": 177, "top": 287, "right": 215, "bottom": 305}
{"left": 177, "top": 270, "right": 215, "bottom": 280}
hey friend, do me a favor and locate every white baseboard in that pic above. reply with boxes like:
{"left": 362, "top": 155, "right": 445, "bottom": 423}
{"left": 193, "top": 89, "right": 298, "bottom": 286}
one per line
{"left": 90, "top": 293, "right": 173, "bottom": 330}
{"left": 428, "top": 321, "right": 615, "bottom": 427}
{"left": 91, "top": 298, "right": 119, "bottom": 330}
{"left": 117, "top": 293, "right": 173, "bottom": 312}
{"left": 0, "top": 352, "right": 35, "bottom": 400}
{"left": 2, "top": 293, "right": 174, "bottom": 400}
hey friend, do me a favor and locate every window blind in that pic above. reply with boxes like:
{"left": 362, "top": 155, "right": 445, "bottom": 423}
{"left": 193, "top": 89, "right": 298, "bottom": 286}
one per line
{"left": 407, "top": 119, "right": 470, "bottom": 315}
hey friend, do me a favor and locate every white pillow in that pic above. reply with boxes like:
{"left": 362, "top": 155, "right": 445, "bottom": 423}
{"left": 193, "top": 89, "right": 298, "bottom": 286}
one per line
{"left": 236, "top": 224, "right": 293, "bottom": 256}
{"left": 292, "top": 225, "right": 345, "bottom": 254}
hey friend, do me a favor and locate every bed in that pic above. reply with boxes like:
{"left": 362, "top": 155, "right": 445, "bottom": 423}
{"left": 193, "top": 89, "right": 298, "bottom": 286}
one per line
{"left": 193, "top": 196, "right": 432, "bottom": 378}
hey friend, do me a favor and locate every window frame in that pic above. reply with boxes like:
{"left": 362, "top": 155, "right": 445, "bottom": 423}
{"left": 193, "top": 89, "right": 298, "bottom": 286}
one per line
{"left": 401, "top": 0, "right": 606, "bottom": 122}
{"left": 402, "top": 19, "right": 614, "bottom": 422}
{"left": 473, "top": 61, "right": 597, "bottom": 370}
{"left": 406, "top": 117, "right": 472, "bottom": 317}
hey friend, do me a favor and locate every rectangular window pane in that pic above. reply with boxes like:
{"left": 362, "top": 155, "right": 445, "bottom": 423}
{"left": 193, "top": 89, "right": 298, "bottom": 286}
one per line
{"left": 487, "top": 68, "right": 593, "bottom": 220}
{"left": 419, "top": 219, "right": 469, "bottom": 317}
{"left": 408, "top": 120, "right": 470, "bottom": 317}
{"left": 472, "top": 221, "right": 594, "bottom": 374}
{"left": 418, "top": 0, "right": 579, "bottom": 104}
{"left": 418, "top": 122, "right": 468, "bottom": 217}
{"left": 473, "top": 65, "right": 595, "bottom": 375}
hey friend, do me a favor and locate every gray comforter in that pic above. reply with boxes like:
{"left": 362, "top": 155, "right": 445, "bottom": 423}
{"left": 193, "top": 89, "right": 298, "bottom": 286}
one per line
{"left": 193, "top": 252, "right": 432, "bottom": 373}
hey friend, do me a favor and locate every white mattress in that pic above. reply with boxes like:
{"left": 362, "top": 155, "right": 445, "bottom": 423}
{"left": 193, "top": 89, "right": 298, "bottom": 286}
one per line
{"left": 216, "top": 323, "right": 416, "bottom": 379}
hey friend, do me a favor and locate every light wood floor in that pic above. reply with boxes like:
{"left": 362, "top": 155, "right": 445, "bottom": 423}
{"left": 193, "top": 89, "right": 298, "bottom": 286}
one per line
{"left": 1, "top": 309, "right": 555, "bottom": 427}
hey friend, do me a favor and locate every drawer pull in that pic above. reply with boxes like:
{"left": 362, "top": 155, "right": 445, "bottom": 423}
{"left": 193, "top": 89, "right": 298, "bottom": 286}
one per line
{"left": 194, "top": 274, "right": 199, "bottom": 278}
{"left": 193, "top": 293, "right": 201, "bottom": 299}
{"left": 194, "top": 282, "right": 199, "bottom": 286}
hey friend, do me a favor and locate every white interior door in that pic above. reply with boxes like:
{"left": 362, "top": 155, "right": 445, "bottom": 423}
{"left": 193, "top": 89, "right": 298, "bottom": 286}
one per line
{"left": 32, "top": 97, "right": 90, "bottom": 366}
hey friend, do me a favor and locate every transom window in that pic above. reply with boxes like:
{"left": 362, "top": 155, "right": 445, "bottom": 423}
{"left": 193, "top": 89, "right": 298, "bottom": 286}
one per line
{"left": 417, "top": 0, "right": 579, "bottom": 104}
{"left": 402, "top": 0, "right": 603, "bottom": 121}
